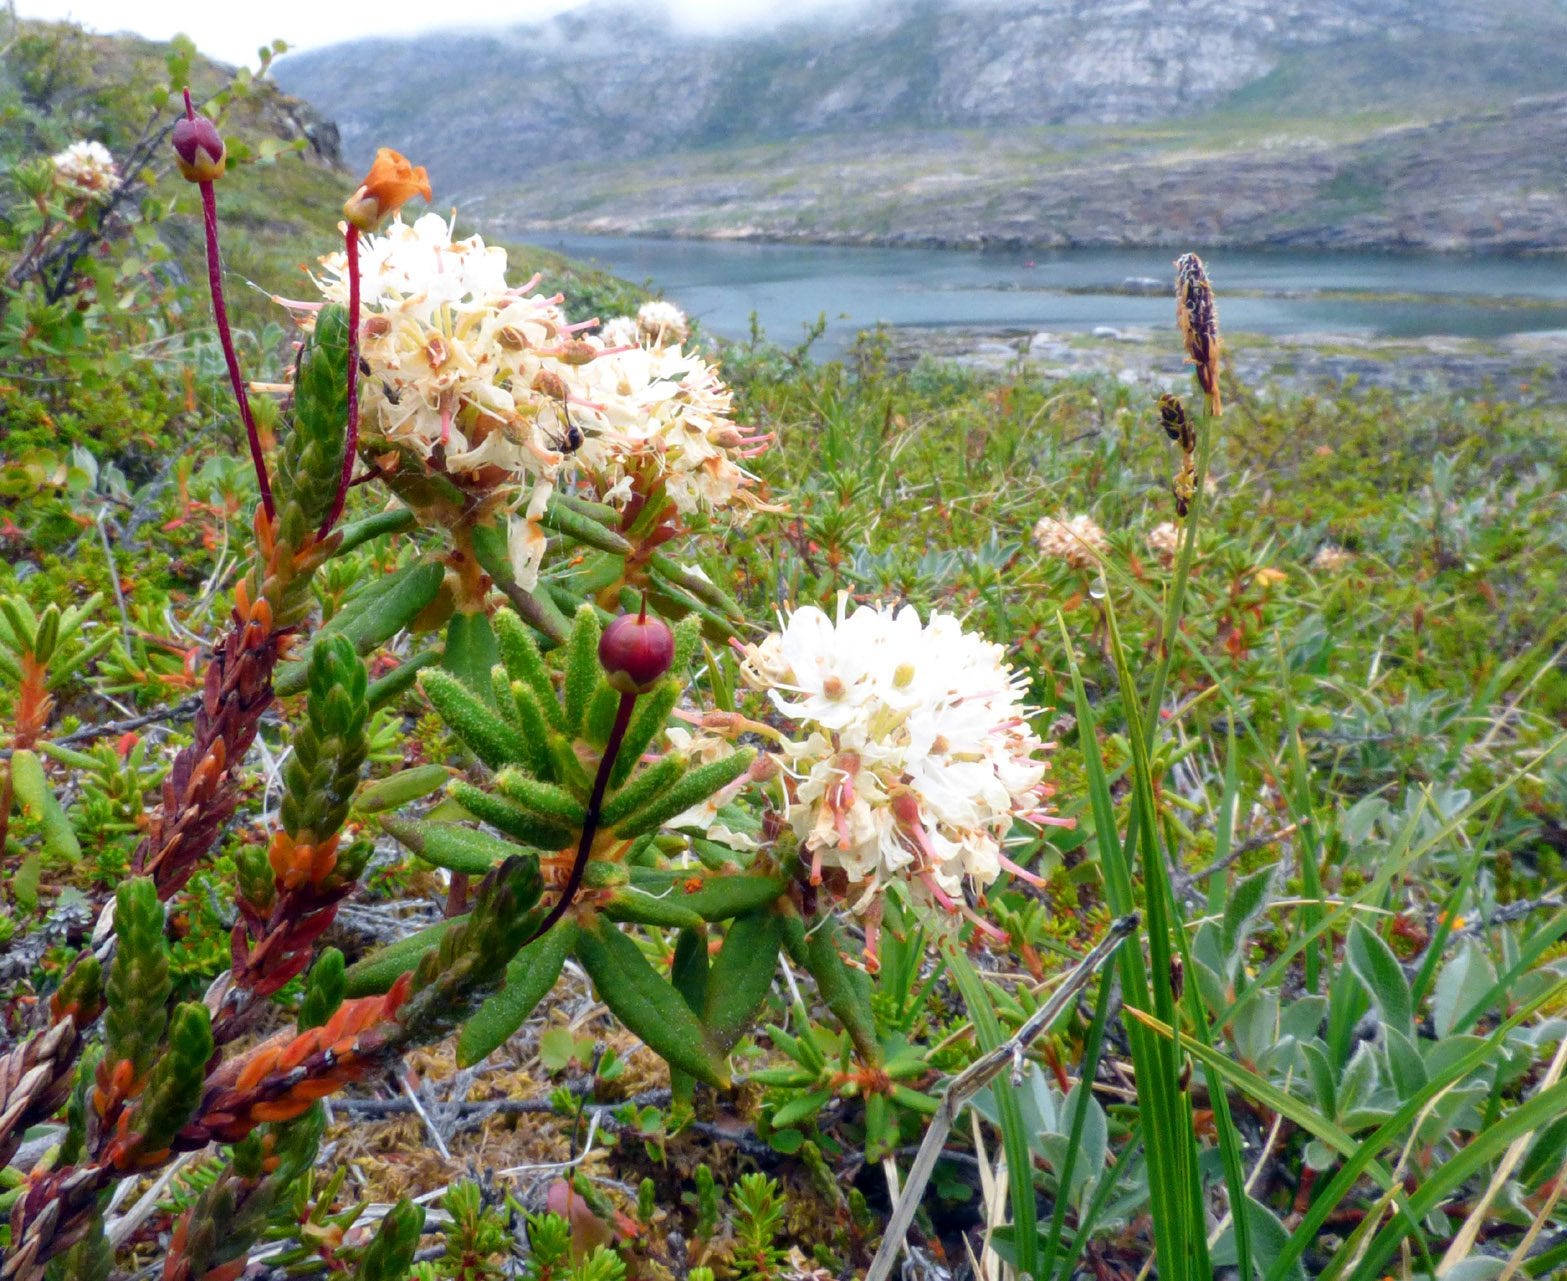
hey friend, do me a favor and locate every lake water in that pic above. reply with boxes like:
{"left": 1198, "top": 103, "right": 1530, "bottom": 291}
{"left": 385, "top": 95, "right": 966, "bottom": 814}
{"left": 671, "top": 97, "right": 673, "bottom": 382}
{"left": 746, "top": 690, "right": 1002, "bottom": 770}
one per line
{"left": 542, "top": 235, "right": 1567, "bottom": 357}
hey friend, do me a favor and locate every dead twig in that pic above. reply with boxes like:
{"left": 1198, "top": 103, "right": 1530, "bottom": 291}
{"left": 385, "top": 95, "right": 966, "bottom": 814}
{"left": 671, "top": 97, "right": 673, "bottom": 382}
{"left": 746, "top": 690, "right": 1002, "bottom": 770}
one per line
{"left": 864, "top": 914, "right": 1139, "bottom": 1281}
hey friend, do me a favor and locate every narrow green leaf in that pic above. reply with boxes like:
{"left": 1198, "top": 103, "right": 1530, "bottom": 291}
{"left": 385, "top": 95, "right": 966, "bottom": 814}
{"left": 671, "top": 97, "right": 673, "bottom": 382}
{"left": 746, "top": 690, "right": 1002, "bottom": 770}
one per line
{"left": 421, "top": 669, "right": 535, "bottom": 770}
{"left": 574, "top": 918, "right": 730, "bottom": 1086}
{"left": 449, "top": 782, "right": 577, "bottom": 851}
{"left": 356, "top": 764, "right": 451, "bottom": 814}
{"left": 457, "top": 920, "right": 577, "bottom": 1066}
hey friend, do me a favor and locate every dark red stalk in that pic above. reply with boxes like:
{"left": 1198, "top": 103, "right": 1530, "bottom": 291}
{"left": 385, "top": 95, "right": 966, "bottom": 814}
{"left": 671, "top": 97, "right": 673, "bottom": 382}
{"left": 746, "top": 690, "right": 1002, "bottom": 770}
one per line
{"left": 320, "top": 224, "right": 360, "bottom": 536}
{"left": 185, "top": 90, "right": 274, "bottom": 522}
{"left": 523, "top": 690, "right": 637, "bottom": 945}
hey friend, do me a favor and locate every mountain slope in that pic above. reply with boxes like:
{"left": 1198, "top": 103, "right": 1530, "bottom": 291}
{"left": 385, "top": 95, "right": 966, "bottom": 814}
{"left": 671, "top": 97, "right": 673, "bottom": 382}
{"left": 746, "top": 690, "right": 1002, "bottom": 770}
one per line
{"left": 270, "top": 0, "right": 1567, "bottom": 252}
{"left": 469, "top": 95, "right": 1567, "bottom": 254}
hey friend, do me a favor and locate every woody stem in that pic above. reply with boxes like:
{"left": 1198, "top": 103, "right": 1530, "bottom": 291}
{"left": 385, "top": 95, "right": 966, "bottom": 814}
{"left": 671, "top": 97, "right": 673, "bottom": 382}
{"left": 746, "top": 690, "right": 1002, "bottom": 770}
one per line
{"left": 321, "top": 223, "right": 360, "bottom": 535}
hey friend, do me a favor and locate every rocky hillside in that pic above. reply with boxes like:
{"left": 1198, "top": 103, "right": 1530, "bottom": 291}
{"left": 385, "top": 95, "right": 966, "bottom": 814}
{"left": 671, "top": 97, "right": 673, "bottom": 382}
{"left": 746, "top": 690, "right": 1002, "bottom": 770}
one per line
{"left": 272, "top": 0, "right": 1567, "bottom": 252}
{"left": 475, "top": 94, "right": 1567, "bottom": 254}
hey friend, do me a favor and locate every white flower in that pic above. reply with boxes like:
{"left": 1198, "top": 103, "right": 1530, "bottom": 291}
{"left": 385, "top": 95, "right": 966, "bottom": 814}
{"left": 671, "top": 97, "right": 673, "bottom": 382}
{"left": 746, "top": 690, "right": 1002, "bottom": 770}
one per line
{"left": 1146, "top": 521, "right": 1182, "bottom": 559}
{"left": 52, "top": 141, "right": 119, "bottom": 199}
{"left": 571, "top": 335, "right": 774, "bottom": 516}
{"left": 1311, "top": 544, "right": 1353, "bottom": 574}
{"left": 296, "top": 215, "right": 770, "bottom": 567}
{"left": 740, "top": 596, "right": 1069, "bottom": 942}
{"left": 599, "top": 315, "right": 641, "bottom": 349}
{"left": 1034, "top": 513, "right": 1108, "bottom": 570}
{"left": 635, "top": 299, "right": 690, "bottom": 347}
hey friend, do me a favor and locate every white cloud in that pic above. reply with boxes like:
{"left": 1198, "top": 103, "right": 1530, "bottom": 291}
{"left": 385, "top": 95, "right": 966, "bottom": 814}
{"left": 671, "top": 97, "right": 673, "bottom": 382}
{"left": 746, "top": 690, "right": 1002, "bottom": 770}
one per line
{"left": 16, "top": 0, "right": 868, "bottom": 64}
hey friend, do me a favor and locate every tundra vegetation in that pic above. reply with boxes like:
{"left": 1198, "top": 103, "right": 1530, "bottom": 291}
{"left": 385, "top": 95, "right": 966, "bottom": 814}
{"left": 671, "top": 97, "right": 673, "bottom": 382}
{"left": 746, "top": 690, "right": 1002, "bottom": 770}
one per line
{"left": 1, "top": 20, "right": 1565, "bottom": 1281}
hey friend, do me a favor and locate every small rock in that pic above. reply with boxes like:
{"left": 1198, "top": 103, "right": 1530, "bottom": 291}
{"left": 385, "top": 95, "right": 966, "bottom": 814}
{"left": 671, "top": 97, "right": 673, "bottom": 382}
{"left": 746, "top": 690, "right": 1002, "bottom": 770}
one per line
{"left": 1092, "top": 325, "right": 1123, "bottom": 339}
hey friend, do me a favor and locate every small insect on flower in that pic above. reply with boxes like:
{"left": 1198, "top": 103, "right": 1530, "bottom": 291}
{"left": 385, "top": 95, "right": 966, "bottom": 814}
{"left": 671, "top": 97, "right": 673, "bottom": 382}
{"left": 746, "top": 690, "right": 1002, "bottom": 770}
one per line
{"left": 532, "top": 370, "right": 585, "bottom": 454}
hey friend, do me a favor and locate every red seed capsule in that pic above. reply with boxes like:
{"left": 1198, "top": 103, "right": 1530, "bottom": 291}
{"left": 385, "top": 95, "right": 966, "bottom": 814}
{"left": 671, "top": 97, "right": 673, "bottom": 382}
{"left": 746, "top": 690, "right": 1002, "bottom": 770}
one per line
{"left": 171, "top": 113, "right": 226, "bottom": 183}
{"left": 599, "top": 608, "right": 674, "bottom": 694}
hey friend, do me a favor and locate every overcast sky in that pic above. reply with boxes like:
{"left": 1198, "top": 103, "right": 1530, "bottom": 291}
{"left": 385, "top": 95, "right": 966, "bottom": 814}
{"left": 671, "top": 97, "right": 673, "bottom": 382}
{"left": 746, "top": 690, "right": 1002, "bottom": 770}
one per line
{"left": 19, "top": 0, "right": 852, "bottom": 63}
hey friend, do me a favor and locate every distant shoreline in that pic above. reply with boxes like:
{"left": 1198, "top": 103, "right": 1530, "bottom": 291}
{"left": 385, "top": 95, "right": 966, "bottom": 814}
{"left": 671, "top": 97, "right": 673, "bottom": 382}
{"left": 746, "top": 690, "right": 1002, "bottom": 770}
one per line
{"left": 872, "top": 325, "right": 1567, "bottom": 402}
{"left": 531, "top": 223, "right": 1567, "bottom": 261}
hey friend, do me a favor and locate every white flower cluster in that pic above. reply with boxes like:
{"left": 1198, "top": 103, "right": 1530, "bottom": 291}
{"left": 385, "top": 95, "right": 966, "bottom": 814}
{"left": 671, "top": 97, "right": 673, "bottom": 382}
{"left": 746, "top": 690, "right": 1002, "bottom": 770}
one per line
{"left": 1146, "top": 520, "right": 1182, "bottom": 559}
{"left": 634, "top": 299, "right": 690, "bottom": 346}
{"left": 51, "top": 141, "right": 119, "bottom": 199}
{"left": 1033, "top": 513, "right": 1108, "bottom": 570}
{"left": 1311, "top": 544, "right": 1353, "bottom": 574}
{"left": 305, "top": 215, "right": 768, "bottom": 585}
{"left": 740, "top": 597, "right": 1067, "bottom": 936}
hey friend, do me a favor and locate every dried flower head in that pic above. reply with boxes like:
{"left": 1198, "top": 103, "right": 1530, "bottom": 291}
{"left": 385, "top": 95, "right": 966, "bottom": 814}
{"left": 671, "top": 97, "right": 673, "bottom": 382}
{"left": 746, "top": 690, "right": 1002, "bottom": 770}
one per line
{"left": 1033, "top": 513, "right": 1108, "bottom": 570}
{"left": 1174, "top": 252, "right": 1220, "bottom": 413}
{"left": 739, "top": 596, "right": 1069, "bottom": 939}
{"left": 1311, "top": 544, "right": 1353, "bottom": 574}
{"left": 51, "top": 141, "right": 119, "bottom": 199}
{"left": 342, "top": 148, "right": 432, "bottom": 232}
{"left": 635, "top": 299, "right": 690, "bottom": 346}
{"left": 1146, "top": 521, "right": 1182, "bottom": 560}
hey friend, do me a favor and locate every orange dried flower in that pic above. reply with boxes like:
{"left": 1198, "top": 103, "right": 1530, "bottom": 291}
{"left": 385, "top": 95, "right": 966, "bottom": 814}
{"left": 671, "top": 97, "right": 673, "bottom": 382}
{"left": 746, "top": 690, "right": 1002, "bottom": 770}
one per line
{"left": 342, "top": 148, "right": 432, "bottom": 232}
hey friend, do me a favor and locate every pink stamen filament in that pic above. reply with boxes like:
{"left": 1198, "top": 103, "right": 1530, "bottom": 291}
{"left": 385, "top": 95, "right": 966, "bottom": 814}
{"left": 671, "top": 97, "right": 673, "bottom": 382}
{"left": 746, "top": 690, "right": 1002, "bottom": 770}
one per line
{"left": 959, "top": 902, "right": 1010, "bottom": 943}
{"left": 187, "top": 89, "right": 273, "bottom": 523}
{"left": 320, "top": 222, "right": 361, "bottom": 535}
{"left": 919, "top": 870, "right": 958, "bottom": 911}
{"left": 998, "top": 853, "right": 1048, "bottom": 889}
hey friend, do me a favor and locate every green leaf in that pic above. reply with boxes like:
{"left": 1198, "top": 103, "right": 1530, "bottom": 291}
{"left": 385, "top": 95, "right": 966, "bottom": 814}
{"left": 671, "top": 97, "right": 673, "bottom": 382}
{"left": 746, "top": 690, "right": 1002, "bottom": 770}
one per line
{"left": 540, "top": 498, "right": 633, "bottom": 554}
{"left": 104, "top": 877, "right": 171, "bottom": 1082}
{"left": 494, "top": 608, "right": 560, "bottom": 722}
{"left": 601, "top": 887, "right": 706, "bottom": 930}
{"left": 608, "top": 679, "right": 682, "bottom": 788}
{"left": 356, "top": 764, "right": 451, "bottom": 814}
{"left": 355, "top": 1198, "right": 424, "bottom": 1281}
{"left": 383, "top": 816, "right": 529, "bottom": 875}
{"left": 562, "top": 605, "right": 603, "bottom": 736}
{"left": 9, "top": 748, "right": 81, "bottom": 862}
{"left": 365, "top": 649, "right": 440, "bottom": 710}
{"left": 13, "top": 853, "right": 41, "bottom": 912}
{"left": 299, "top": 948, "right": 346, "bottom": 1030}
{"left": 494, "top": 770, "right": 589, "bottom": 827}
{"left": 1346, "top": 922, "right": 1413, "bottom": 1039}
{"left": 703, "top": 912, "right": 782, "bottom": 1053}
{"left": 1220, "top": 865, "right": 1273, "bottom": 977}
{"left": 805, "top": 915, "right": 880, "bottom": 1065}
{"left": 574, "top": 917, "right": 730, "bottom": 1087}
{"left": 458, "top": 920, "right": 577, "bottom": 1066}
{"left": 1213, "top": 1196, "right": 1306, "bottom": 1281}
{"left": 276, "top": 560, "right": 445, "bottom": 696}
{"left": 343, "top": 915, "right": 462, "bottom": 996}
{"left": 443, "top": 610, "right": 500, "bottom": 705}
{"left": 421, "top": 669, "right": 535, "bottom": 770}
{"left": 611, "top": 750, "right": 755, "bottom": 840}
{"left": 449, "top": 782, "right": 577, "bottom": 851}
{"left": 1431, "top": 939, "right": 1498, "bottom": 1039}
